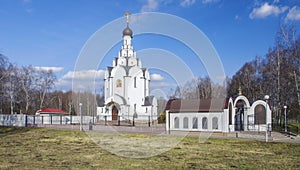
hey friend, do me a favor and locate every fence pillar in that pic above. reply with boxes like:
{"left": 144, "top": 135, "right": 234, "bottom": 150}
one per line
{"left": 148, "top": 116, "right": 150, "bottom": 127}
{"left": 166, "top": 111, "right": 170, "bottom": 134}
{"left": 60, "top": 115, "right": 62, "bottom": 125}
{"left": 89, "top": 120, "right": 93, "bottom": 130}
{"left": 33, "top": 115, "right": 35, "bottom": 126}
{"left": 42, "top": 116, "right": 44, "bottom": 124}
{"left": 50, "top": 115, "right": 52, "bottom": 124}
{"left": 118, "top": 116, "right": 120, "bottom": 126}
{"left": 133, "top": 117, "right": 135, "bottom": 127}
{"left": 25, "top": 115, "right": 28, "bottom": 127}
{"left": 104, "top": 116, "right": 107, "bottom": 126}
{"left": 92, "top": 114, "right": 95, "bottom": 124}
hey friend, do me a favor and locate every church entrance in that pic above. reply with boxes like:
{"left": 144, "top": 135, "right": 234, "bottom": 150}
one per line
{"left": 112, "top": 106, "right": 118, "bottom": 121}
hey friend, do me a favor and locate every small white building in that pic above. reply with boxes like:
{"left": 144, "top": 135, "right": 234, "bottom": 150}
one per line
{"left": 166, "top": 95, "right": 272, "bottom": 133}
{"left": 97, "top": 14, "right": 157, "bottom": 122}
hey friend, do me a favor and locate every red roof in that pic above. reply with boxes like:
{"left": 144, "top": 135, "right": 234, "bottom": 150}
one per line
{"left": 38, "top": 108, "right": 68, "bottom": 115}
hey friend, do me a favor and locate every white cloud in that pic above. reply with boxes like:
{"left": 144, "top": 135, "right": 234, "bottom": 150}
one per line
{"left": 180, "top": 0, "right": 196, "bottom": 7}
{"left": 202, "top": 0, "right": 219, "bottom": 4}
{"left": 249, "top": 2, "right": 288, "bottom": 19}
{"left": 286, "top": 6, "right": 300, "bottom": 21}
{"left": 56, "top": 69, "right": 105, "bottom": 91}
{"left": 150, "top": 73, "right": 164, "bottom": 81}
{"left": 61, "top": 69, "right": 105, "bottom": 80}
{"left": 141, "top": 0, "right": 159, "bottom": 12}
{"left": 33, "top": 66, "right": 64, "bottom": 73}
{"left": 150, "top": 81, "right": 177, "bottom": 99}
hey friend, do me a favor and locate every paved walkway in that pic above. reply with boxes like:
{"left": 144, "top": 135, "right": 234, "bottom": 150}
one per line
{"left": 37, "top": 124, "right": 300, "bottom": 143}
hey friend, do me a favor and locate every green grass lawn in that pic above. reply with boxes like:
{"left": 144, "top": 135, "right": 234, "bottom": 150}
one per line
{"left": 0, "top": 126, "right": 299, "bottom": 169}
{"left": 290, "top": 123, "right": 300, "bottom": 129}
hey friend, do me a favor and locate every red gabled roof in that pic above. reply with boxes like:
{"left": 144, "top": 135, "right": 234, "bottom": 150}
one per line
{"left": 38, "top": 108, "right": 68, "bottom": 115}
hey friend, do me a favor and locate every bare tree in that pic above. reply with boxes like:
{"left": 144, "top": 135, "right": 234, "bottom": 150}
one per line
{"left": 0, "top": 54, "right": 9, "bottom": 81}
{"left": 35, "top": 70, "right": 56, "bottom": 110}
{"left": 5, "top": 64, "right": 19, "bottom": 114}
{"left": 0, "top": 54, "right": 10, "bottom": 114}
{"left": 19, "top": 66, "right": 35, "bottom": 113}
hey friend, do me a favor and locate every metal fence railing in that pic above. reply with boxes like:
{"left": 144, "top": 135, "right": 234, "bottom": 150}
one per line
{"left": 0, "top": 114, "right": 95, "bottom": 127}
{"left": 0, "top": 114, "right": 164, "bottom": 128}
{"left": 97, "top": 115, "right": 161, "bottom": 127}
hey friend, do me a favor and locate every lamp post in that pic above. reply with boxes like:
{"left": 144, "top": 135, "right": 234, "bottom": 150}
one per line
{"left": 264, "top": 95, "right": 269, "bottom": 142}
{"left": 284, "top": 105, "right": 287, "bottom": 133}
{"left": 79, "top": 103, "right": 83, "bottom": 131}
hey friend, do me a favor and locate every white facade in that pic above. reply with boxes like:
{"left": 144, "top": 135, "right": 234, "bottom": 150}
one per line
{"left": 166, "top": 95, "right": 272, "bottom": 133}
{"left": 97, "top": 19, "right": 157, "bottom": 122}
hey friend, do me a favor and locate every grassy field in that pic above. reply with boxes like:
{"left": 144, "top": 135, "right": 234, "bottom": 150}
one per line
{"left": 0, "top": 126, "right": 300, "bottom": 169}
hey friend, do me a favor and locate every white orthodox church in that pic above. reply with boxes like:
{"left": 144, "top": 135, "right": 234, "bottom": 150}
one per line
{"left": 97, "top": 14, "right": 158, "bottom": 122}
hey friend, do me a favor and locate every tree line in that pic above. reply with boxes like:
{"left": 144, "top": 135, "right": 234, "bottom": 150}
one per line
{"left": 0, "top": 55, "right": 101, "bottom": 115}
{"left": 228, "top": 25, "right": 300, "bottom": 124}
{"left": 170, "top": 25, "right": 300, "bottom": 123}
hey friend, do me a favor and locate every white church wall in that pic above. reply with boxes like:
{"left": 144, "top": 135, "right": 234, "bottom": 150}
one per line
{"left": 222, "top": 109, "right": 229, "bottom": 133}
{"left": 127, "top": 70, "right": 146, "bottom": 115}
{"left": 112, "top": 67, "right": 126, "bottom": 97}
{"left": 151, "top": 97, "right": 158, "bottom": 119}
{"left": 128, "top": 57, "right": 137, "bottom": 65}
{"left": 136, "top": 106, "right": 153, "bottom": 120}
{"left": 97, "top": 107, "right": 105, "bottom": 115}
{"left": 168, "top": 112, "right": 224, "bottom": 132}
{"left": 138, "top": 59, "right": 142, "bottom": 67}
{"left": 109, "top": 77, "right": 113, "bottom": 97}
{"left": 139, "top": 98, "right": 158, "bottom": 121}
{"left": 119, "top": 105, "right": 129, "bottom": 120}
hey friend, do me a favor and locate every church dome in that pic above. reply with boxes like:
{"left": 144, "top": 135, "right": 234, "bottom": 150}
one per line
{"left": 123, "top": 26, "right": 133, "bottom": 37}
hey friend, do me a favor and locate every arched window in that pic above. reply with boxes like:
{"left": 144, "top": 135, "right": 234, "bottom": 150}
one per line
{"left": 212, "top": 117, "right": 218, "bottom": 130}
{"left": 183, "top": 117, "right": 188, "bottom": 129}
{"left": 229, "top": 103, "right": 233, "bottom": 125}
{"left": 254, "top": 104, "right": 266, "bottom": 124}
{"left": 116, "top": 79, "right": 122, "bottom": 88}
{"left": 202, "top": 117, "right": 208, "bottom": 129}
{"left": 174, "top": 117, "right": 179, "bottom": 128}
{"left": 192, "top": 117, "right": 198, "bottom": 129}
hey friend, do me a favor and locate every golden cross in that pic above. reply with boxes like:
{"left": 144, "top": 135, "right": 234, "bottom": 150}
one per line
{"left": 125, "top": 11, "right": 131, "bottom": 25}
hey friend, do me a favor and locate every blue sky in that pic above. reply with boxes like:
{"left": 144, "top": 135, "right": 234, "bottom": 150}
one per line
{"left": 0, "top": 0, "right": 300, "bottom": 94}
